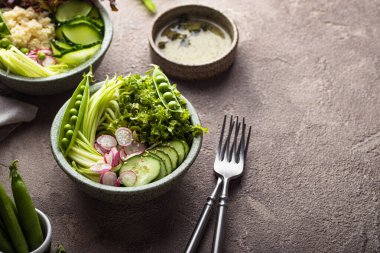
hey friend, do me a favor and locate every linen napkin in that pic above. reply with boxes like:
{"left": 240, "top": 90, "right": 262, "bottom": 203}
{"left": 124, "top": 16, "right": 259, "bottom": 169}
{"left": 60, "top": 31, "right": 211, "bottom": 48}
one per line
{"left": 0, "top": 95, "right": 38, "bottom": 142}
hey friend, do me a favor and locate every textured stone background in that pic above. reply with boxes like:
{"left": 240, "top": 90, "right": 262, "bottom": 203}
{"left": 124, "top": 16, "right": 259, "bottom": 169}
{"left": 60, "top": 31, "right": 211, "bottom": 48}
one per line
{"left": 1, "top": 0, "right": 380, "bottom": 252}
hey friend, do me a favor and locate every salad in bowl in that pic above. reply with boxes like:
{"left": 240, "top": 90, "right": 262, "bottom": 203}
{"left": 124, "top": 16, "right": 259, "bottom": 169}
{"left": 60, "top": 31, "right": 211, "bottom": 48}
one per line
{"left": 51, "top": 65, "right": 207, "bottom": 202}
{"left": 0, "top": 0, "right": 113, "bottom": 94}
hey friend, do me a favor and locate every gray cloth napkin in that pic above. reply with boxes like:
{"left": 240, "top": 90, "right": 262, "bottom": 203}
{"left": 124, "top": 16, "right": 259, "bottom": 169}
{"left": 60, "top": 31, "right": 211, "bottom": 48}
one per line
{"left": 0, "top": 96, "right": 38, "bottom": 142}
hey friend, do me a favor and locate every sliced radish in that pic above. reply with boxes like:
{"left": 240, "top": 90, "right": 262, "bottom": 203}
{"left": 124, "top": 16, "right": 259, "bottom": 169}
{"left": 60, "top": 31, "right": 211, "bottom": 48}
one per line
{"left": 94, "top": 143, "right": 105, "bottom": 155}
{"left": 41, "top": 56, "right": 56, "bottom": 66}
{"left": 90, "top": 163, "right": 112, "bottom": 174}
{"left": 119, "top": 171, "right": 137, "bottom": 187}
{"left": 115, "top": 127, "right": 133, "bottom": 146}
{"left": 104, "top": 152, "right": 113, "bottom": 166}
{"left": 96, "top": 135, "right": 117, "bottom": 151}
{"left": 119, "top": 148, "right": 128, "bottom": 161}
{"left": 38, "top": 49, "right": 52, "bottom": 56}
{"left": 116, "top": 178, "right": 121, "bottom": 187}
{"left": 100, "top": 171, "right": 117, "bottom": 186}
{"left": 124, "top": 141, "right": 146, "bottom": 155}
{"left": 110, "top": 147, "right": 121, "bottom": 167}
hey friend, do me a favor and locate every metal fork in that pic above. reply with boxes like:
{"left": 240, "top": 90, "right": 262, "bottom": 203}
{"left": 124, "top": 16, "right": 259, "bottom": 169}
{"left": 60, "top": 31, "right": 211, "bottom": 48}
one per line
{"left": 184, "top": 116, "right": 251, "bottom": 253}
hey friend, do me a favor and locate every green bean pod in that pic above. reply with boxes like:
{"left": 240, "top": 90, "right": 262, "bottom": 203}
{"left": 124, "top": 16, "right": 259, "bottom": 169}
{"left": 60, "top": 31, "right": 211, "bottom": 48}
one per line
{"left": 9, "top": 160, "right": 43, "bottom": 251}
{"left": 151, "top": 65, "right": 182, "bottom": 112}
{"left": 0, "top": 175, "right": 28, "bottom": 253}
{"left": 0, "top": 223, "right": 16, "bottom": 253}
{"left": 58, "top": 70, "right": 92, "bottom": 156}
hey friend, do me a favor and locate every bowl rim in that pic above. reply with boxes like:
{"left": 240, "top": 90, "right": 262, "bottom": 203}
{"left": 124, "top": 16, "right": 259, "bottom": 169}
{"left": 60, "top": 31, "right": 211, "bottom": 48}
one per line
{"left": 30, "top": 209, "right": 52, "bottom": 253}
{"left": 0, "top": 0, "right": 113, "bottom": 82}
{"left": 148, "top": 4, "right": 239, "bottom": 67}
{"left": 50, "top": 81, "right": 203, "bottom": 194}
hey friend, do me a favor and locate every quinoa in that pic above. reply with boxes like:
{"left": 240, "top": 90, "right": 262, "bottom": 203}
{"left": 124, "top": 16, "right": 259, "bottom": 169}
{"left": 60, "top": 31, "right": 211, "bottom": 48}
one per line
{"left": 2, "top": 6, "right": 55, "bottom": 50}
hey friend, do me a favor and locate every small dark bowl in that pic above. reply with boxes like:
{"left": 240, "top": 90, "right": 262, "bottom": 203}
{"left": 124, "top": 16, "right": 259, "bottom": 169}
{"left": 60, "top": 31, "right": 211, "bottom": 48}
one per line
{"left": 0, "top": 0, "right": 113, "bottom": 95}
{"left": 149, "top": 4, "right": 238, "bottom": 80}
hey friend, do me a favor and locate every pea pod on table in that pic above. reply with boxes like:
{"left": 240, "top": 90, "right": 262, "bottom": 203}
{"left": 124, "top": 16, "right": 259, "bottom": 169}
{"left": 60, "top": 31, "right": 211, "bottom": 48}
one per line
{"left": 0, "top": 176, "right": 28, "bottom": 253}
{"left": 9, "top": 160, "right": 43, "bottom": 251}
{"left": 152, "top": 65, "right": 182, "bottom": 112}
{"left": 0, "top": 223, "right": 16, "bottom": 253}
{"left": 59, "top": 71, "right": 92, "bottom": 156}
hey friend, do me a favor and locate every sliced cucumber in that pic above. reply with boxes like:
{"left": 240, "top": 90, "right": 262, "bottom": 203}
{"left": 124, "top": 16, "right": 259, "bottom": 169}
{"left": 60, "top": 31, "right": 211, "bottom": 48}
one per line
{"left": 180, "top": 140, "right": 190, "bottom": 156}
{"left": 165, "top": 140, "right": 186, "bottom": 165}
{"left": 156, "top": 146, "right": 178, "bottom": 169}
{"left": 150, "top": 149, "right": 173, "bottom": 174}
{"left": 62, "top": 23, "right": 101, "bottom": 45}
{"left": 52, "top": 40, "right": 73, "bottom": 51}
{"left": 50, "top": 42, "right": 62, "bottom": 57}
{"left": 119, "top": 154, "right": 161, "bottom": 186}
{"left": 56, "top": 44, "right": 101, "bottom": 67}
{"left": 55, "top": 0, "right": 93, "bottom": 23}
{"left": 65, "top": 17, "right": 103, "bottom": 32}
{"left": 55, "top": 26, "right": 65, "bottom": 41}
{"left": 148, "top": 153, "right": 166, "bottom": 180}
{"left": 88, "top": 7, "right": 100, "bottom": 19}
{"left": 90, "top": 18, "right": 104, "bottom": 29}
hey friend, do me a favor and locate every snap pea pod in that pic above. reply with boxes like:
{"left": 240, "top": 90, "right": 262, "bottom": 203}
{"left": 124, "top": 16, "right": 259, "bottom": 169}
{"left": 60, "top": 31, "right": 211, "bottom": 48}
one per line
{"left": 9, "top": 160, "right": 43, "bottom": 251}
{"left": 0, "top": 178, "right": 28, "bottom": 253}
{"left": 0, "top": 223, "right": 16, "bottom": 253}
{"left": 152, "top": 65, "right": 182, "bottom": 112}
{"left": 59, "top": 71, "right": 92, "bottom": 156}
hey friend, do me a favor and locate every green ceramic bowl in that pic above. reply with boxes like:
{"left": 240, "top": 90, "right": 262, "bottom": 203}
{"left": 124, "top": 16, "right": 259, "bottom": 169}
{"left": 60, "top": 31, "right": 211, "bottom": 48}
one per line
{"left": 0, "top": 0, "right": 113, "bottom": 95}
{"left": 50, "top": 82, "right": 203, "bottom": 203}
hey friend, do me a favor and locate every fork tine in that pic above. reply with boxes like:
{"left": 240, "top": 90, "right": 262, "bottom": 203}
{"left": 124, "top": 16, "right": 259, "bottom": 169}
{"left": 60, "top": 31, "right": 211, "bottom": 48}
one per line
{"left": 229, "top": 117, "right": 241, "bottom": 162}
{"left": 221, "top": 116, "right": 235, "bottom": 161}
{"left": 217, "top": 115, "right": 227, "bottom": 160}
{"left": 245, "top": 125, "right": 252, "bottom": 159}
{"left": 238, "top": 118, "right": 246, "bottom": 162}
{"left": 220, "top": 116, "right": 235, "bottom": 161}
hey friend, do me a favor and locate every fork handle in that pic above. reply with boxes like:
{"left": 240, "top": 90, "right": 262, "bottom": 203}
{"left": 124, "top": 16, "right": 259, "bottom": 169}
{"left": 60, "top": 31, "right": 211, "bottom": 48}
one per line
{"left": 184, "top": 177, "right": 222, "bottom": 253}
{"left": 212, "top": 179, "right": 230, "bottom": 253}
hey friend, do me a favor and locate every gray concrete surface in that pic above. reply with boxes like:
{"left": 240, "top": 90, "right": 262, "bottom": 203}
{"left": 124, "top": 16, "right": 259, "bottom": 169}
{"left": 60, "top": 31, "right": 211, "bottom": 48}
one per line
{"left": 1, "top": 0, "right": 380, "bottom": 252}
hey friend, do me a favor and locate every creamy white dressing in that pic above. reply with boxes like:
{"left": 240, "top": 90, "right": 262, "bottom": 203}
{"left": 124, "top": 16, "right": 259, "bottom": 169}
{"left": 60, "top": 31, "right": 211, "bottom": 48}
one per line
{"left": 155, "top": 19, "right": 232, "bottom": 65}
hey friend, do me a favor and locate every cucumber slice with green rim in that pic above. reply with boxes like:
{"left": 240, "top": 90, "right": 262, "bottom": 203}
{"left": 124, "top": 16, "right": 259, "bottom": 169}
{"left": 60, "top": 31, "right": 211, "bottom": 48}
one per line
{"left": 62, "top": 23, "right": 101, "bottom": 45}
{"left": 56, "top": 26, "right": 65, "bottom": 41}
{"left": 148, "top": 153, "right": 166, "bottom": 180}
{"left": 150, "top": 149, "right": 173, "bottom": 174}
{"left": 53, "top": 40, "right": 73, "bottom": 51}
{"left": 56, "top": 44, "right": 101, "bottom": 67}
{"left": 156, "top": 146, "right": 178, "bottom": 169}
{"left": 88, "top": 6, "right": 100, "bottom": 19}
{"left": 180, "top": 140, "right": 190, "bottom": 156}
{"left": 119, "top": 154, "right": 161, "bottom": 186}
{"left": 50, "top": 42, "right": 62, "bottom": 56}
{"left": 165, "top": 140, "right": 186, "bottom": 165}
{"left": 55, "top": 0, "right": 93, "bottom": 23}
{"left": 64, "top": 17, "right": 103, "bottom": 32}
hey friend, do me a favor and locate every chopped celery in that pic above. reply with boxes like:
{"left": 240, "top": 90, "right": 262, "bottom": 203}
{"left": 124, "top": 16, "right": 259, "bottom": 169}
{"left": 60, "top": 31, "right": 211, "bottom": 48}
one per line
{"left": 0, "top": 46, "right": 65, "bottom": 77}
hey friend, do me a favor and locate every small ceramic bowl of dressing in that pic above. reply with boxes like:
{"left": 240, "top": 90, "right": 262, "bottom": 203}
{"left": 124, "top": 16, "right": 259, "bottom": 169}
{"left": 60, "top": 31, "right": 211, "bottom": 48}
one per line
{"left": 149, "top": 4, "right": 238, "bottom": 80}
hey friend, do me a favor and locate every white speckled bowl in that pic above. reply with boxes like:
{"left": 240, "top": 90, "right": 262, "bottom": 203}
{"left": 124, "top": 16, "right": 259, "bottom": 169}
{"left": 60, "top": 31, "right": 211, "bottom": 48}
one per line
{"left": 31, "top": 209, "right": 52, "bottom": 253}
{"left": 0, "top": 0, "right": 113, "bottom": 95}
{"left": 50, "top": 82, "right": 203, "bottom": 203}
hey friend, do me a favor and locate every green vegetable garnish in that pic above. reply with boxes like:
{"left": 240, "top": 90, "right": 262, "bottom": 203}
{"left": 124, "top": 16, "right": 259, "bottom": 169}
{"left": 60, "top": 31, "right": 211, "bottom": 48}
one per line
{"left": 142, "top": 0, "right": 156, "bottom": 13}
{"left": 37, "top": 52, "right": 46, "bottom": 61}
{"left": 0, "top": 46, "right": 66, "bottom": 77}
